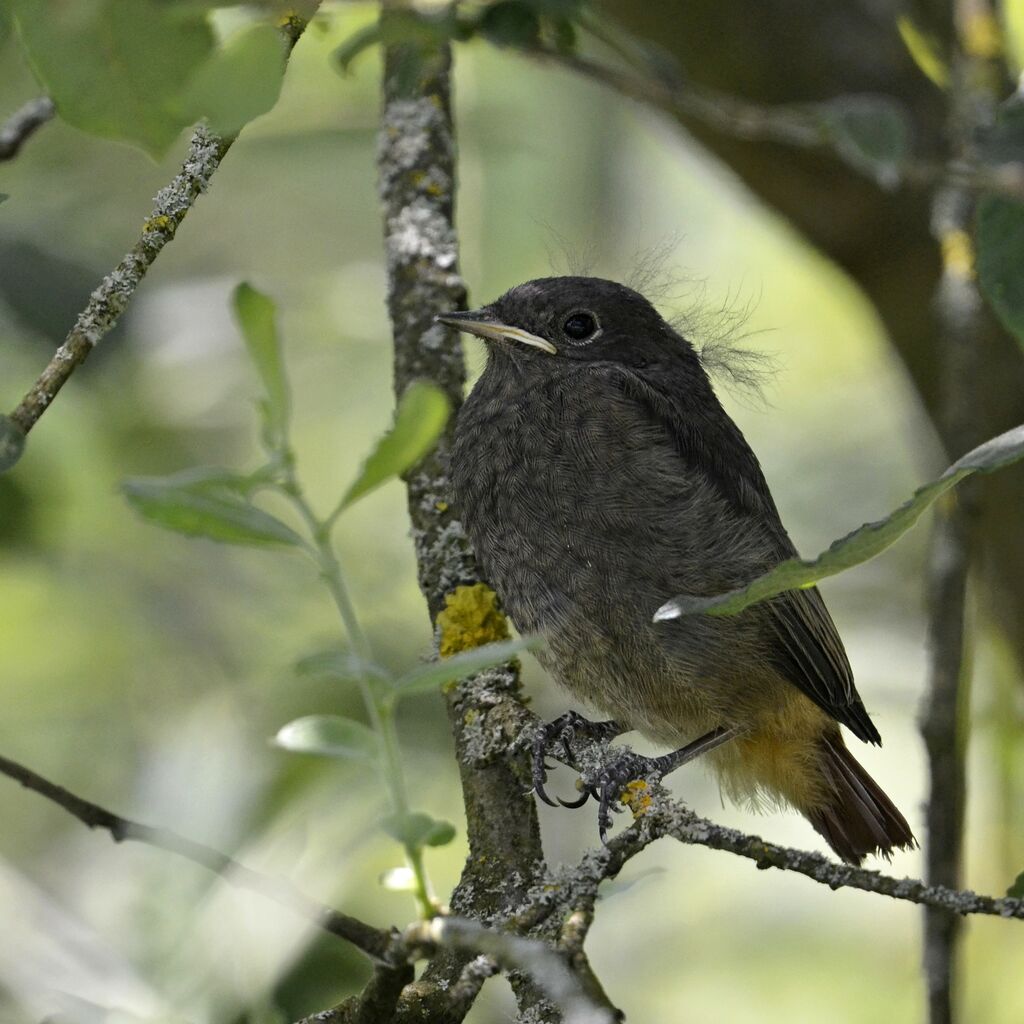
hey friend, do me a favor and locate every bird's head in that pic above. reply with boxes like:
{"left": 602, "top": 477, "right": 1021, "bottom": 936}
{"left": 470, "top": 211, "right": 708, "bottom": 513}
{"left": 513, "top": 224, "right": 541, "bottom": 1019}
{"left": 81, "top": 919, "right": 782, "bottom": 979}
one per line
{"left": 435, "top": 276, "right": 696, "bottom": 373}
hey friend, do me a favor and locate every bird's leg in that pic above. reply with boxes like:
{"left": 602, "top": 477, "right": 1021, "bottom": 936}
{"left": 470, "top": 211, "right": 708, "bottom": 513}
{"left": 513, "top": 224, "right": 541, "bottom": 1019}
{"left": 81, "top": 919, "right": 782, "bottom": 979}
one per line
{"left": 531, "top": 710, "right": 625, "bottom": 807}
{"left": 586, "top": 725, "right": 740, "bottom": 842}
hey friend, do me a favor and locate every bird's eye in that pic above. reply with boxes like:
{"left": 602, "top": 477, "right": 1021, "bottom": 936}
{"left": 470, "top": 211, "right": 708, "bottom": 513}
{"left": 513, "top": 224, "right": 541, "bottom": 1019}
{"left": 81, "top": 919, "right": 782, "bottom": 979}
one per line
{"left": 562, "top": 312, "right": 598, "bottom": 341}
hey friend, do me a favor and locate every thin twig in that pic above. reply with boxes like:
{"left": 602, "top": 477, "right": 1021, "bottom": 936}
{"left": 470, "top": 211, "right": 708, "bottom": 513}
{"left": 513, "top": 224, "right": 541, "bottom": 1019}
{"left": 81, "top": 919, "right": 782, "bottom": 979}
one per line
{"left": 917, "top": 2, "right": 1002, "bottom": 1017}
{"left": 0, "top": 752, "right": 394, "bottom": 961}
{"left": 5, "top": 14, "right": 315, "bottom": 439}
{"left": 406, "top": 918, "right": 616, "bottom": 1024}
{"left": 600, "top": 796, "right": 1024, "bottom": 921}
{"left": 521, "top": 45, "right": 1024, "bottom": 201}
{"left": 7, "top": 124, "right": 229, "bottom": 436}
{"left": 515, "top": 728, "right": 1024, "bottom": 924}
{"left": 0, "top": 95, "right": 55, "bottom": 161}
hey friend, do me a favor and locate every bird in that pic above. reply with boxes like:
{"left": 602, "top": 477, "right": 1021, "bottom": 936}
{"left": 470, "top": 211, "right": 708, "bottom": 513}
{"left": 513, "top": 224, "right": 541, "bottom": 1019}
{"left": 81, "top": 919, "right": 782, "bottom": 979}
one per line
{"left": 437, "top": 276, "right": 915, "bottom": 865}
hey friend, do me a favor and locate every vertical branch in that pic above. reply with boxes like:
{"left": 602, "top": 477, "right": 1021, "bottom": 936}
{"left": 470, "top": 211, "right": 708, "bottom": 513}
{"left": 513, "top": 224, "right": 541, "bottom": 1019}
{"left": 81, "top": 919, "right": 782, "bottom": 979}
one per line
{"left": 920, "top": 4, "right": 1003, "bottom": 1020}
{"left": 376, "top": 5, "right": 549, "bottom": 1019}
{"left": 922, "top": 188, "right": 977, "bottom": 1024}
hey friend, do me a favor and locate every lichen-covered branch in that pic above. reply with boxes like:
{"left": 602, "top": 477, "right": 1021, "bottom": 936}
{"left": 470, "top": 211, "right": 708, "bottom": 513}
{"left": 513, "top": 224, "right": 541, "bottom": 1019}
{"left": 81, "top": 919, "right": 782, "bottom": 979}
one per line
{"left": 405, "top": 917, "right": 617, "bottom": 1024}
{"left": 0, "top": 751, "right": 394, "bottom": 960}
{"left": 0, "top": 95, "right": 54, "bottom": 161}
{"left": 592, "top": 790, "right": 1024, "bottom": 921}
{"left": 7, "top": 124, "right": 230, "bottom": 437}
{"left": 4, "top": 13, "right": 314, "bottom": 443}
{"left": 376, "top": 7, "right": 554, "bottom": 1020}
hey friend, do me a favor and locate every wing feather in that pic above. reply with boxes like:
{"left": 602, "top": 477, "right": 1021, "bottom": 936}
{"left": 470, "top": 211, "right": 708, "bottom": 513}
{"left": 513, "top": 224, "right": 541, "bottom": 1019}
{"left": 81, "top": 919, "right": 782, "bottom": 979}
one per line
{"left": 607, "top": 364, "right": 881, "bottom": 744}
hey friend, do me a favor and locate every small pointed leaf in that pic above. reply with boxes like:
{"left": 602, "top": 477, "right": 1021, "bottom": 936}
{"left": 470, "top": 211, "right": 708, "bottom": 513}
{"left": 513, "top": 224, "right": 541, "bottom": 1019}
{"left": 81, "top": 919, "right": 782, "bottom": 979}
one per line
{"left": 340, "top": 381, "right": 450, "bottom": 510}
{"left": 978, "top": 194, "right": 1024, "bottom": 352}
{"left": 1007, "top": 871, "right": 1024, "bottom": 899}
{"left": 273, "top": 715, "right": 379, "bottom": 762}
{"left": 816, "top": 95, "right": 911, "bottom": 188}
{"left": 233, "top": 283, "right": 290, "bottom": 444}
{"left": 122, "top": 477, "right": 303, "bottom": 547}
{"left": 381, "top": 811, "right": 456, "bottom": 849}
{"left": 391, "top": 635, "right": 544, "bottom": 696}
{"left": 294, "top": 647, "right": 391, "bottom": 684}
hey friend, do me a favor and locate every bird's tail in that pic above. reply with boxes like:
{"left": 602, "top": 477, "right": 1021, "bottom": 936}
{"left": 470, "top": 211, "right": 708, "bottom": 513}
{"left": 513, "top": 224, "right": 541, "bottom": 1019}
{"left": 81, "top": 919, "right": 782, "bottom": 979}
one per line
{"left": 806, "top": 734, "right": 916, "bottom": 865}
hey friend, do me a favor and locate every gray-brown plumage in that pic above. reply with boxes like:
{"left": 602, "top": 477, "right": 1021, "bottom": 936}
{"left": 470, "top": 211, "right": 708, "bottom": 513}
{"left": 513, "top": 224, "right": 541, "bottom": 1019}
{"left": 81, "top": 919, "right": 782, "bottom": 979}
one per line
{"left": 440, "top": 276, "right": 915, "bottom": 864}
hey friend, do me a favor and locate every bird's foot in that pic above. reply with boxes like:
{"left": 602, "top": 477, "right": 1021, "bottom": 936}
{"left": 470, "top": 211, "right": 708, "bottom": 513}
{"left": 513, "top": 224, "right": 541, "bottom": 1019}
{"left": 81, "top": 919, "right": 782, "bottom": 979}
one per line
{"left": 530, "top": 711, "right": 624, "bottom": 808}
{"left": 569, "top": 726, "right": 741, "bottom": 843}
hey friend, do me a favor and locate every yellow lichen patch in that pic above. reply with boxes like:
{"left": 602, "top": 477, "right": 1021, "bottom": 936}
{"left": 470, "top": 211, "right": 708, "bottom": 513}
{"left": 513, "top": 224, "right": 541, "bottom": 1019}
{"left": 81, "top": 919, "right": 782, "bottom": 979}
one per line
{"left": 437, "top": 583, "right": 510, "bottom": 657}
{"left": 277, "top": 11, "right": 306, "bottom": 34}
{"left": 620, "top": 780, "right": 652, "bottom": 819}
{"left": 942, "top": 228, "right": 975, "bottom": 280}
{"left": 435, "top": 500, "right": 449, "bottom": 513}
{"left": 142, "top": 215, "right": 172, "bottom": 234}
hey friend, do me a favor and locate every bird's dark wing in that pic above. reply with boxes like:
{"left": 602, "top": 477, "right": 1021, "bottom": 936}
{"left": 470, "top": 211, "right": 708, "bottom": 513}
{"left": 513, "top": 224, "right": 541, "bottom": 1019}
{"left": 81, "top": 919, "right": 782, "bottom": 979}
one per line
{"left": 606, "top": 364, "right": 881, "bottom": 745}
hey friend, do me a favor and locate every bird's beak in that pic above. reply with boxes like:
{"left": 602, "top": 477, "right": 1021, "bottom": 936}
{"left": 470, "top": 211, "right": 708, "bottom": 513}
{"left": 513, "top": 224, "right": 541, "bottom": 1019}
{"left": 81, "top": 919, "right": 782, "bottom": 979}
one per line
{"left": 435, "top": 309, "right": 557, "bottom": 355}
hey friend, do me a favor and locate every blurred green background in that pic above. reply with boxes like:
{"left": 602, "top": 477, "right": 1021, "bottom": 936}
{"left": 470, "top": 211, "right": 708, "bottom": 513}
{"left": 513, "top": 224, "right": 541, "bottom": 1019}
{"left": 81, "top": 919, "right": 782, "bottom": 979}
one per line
{"left": 1, "top": 5, "right": 1022, "bottom": 1023}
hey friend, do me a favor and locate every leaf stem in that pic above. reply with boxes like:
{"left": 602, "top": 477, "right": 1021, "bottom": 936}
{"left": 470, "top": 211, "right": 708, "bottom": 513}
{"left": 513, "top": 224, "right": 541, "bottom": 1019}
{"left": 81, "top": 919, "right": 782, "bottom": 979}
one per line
{"left": 280, "top": 457, "right": 437, "bottom": 917}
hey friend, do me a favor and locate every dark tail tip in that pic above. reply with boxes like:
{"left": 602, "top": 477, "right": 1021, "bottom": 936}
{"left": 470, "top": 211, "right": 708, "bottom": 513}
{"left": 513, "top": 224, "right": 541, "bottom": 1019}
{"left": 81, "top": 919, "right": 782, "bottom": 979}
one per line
{"left": 806, "top": 735, "right": 916, "bottom": 866}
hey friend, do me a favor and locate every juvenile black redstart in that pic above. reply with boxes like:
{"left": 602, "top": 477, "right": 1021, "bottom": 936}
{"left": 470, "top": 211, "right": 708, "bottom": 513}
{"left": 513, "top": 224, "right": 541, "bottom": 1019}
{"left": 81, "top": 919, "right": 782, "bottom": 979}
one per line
{"left": 438, "top": 276, "right": 915, "bottom": 864}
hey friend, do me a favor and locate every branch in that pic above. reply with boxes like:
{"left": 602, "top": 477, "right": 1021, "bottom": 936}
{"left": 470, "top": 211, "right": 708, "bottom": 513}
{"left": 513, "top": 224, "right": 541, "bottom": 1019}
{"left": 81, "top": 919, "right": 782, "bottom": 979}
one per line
{"left": 0, "top": 95, "right": 55, "bottom": 161}
{"left": 376, "top": 5, "right": 554, "bottom": 1021}
{"left": 595, "top": 794, "right": 1024, "bottom": 921}
{"left": 520, "top": 44, "right": 1024, "bottom": 202}
{"left": 507, "top": 727, "right": 1024, "bottom": 925}
{"left": 6, "top": 123, "right": 229, "bottom": 437}
{"left": 3, "top": 13, "right": 315, "bottom": 443}
{"left": 917, "top": 3, "right": 1003, "bottom": 1019}
{"left": 405, "top": 918, "right": 617, "bottom": 1024}
{"left": 0, "top": 751, "right": 394, "bottom": 962}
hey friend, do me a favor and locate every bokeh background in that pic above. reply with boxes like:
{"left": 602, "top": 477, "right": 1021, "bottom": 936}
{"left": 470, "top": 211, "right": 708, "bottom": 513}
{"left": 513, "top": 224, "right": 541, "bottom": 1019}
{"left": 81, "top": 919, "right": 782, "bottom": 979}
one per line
{"left": 2, "top": 5, "right": 1023, "bottom": 1023}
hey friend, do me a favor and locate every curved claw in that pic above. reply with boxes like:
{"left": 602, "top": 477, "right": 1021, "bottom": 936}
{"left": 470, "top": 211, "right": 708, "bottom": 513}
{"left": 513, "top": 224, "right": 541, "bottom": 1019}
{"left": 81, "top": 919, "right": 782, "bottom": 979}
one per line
{"left": 597, "top": 780, "right": 614, "bottom": 845}
{"left": 557, "top": 789, "right": 592, "bottom": 809}
{"left": 534, "top": 779, "right": 560, "bottom": 807}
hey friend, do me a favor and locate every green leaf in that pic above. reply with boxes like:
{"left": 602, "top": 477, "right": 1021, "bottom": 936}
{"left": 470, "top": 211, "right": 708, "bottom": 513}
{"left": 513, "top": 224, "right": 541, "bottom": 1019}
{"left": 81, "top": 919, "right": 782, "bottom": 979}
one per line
{"left": 273, "top": 715, "right": 379, "bottom": 762}
{"left": 480, "top": 1, "right": 542, "bottom": 48}
{"left": 816, "top": 95, "right": 911, "bottom": 187}
{"left": 896, "top": 15, "right": 950, "bottom": 88}
{"left": 179, "top": 23, "right": 286, "bottom": 138}
{"left": 126, "top": 464, "right": 273, "bottom": 498}
{"left": 655, "top": 423, "right": 1024, "bottom": 622}
{"left": 977, "top": 99, "right": 1024, "bottom": 164}
{"left": 0, "top": 415, "right": 26, "bottom": 473}
{"left": 10, "top": 0, "right": 213, "bottom": 157}
{"left": 381, "top": 811, "right": 456, "bottom": 849}
{"left": 391, "top": 635, "right": 544, "bottom": 696}
{"left": 978, "top": 194, "right": 1024, "bottom": 351}
{"left": 232, "top": 283, "right": 290, "bottom": 445}
{"left": 1008, "top": 871, "right": 1024, "bottom": 899}
{"left": 340, "top": 381, "right": 450, "bottom": 510}
{"left": 379, "top": 866, "right": 417, "bottom": 891}
{"left": 294, "top": 647, "right": 391, "bottom": 684}
{"left": 122, "top": 476, "right": 303, "bottom": 547}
